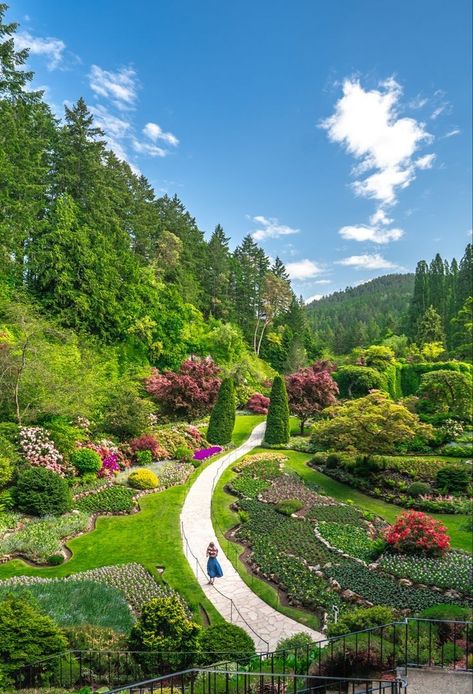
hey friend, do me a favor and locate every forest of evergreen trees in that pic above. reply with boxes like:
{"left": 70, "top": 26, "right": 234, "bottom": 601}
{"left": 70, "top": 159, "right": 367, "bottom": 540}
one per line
{"left": 0, "top": 3, "right": 471, "bottom": 392}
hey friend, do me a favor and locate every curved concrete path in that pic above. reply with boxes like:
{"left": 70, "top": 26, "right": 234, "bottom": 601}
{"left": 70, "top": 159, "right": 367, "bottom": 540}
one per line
{"left": 180, "top": 421, "right": 324, "bottom": 651}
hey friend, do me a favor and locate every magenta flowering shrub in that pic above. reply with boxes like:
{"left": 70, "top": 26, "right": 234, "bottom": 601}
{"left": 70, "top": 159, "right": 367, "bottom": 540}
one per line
{"left": 193, "top": 446, "right": 222, "bottom": 461}
{"left": 78, "top": 440, "right": 130, "bottom": 478}
{"left": 19, "top": 427, "right": 69, "bottom": 476}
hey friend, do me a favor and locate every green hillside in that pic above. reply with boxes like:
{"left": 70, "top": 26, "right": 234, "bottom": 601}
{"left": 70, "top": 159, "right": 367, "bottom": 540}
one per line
{"left": 306, "top": 274, "right": 415, "bottom": 354}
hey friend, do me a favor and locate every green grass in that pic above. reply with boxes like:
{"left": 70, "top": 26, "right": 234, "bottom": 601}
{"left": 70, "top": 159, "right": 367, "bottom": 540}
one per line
{"left": 281, "top": 449, "right": 472, "bottom": 553}
{"left": 211, "top": 462, "right": 321, "bottom": 631}
{"left": 0, "top": 415, "right": 264, "bottom": 626}
{"left": 0, "top": 580, "right": 133, "bottom": 631}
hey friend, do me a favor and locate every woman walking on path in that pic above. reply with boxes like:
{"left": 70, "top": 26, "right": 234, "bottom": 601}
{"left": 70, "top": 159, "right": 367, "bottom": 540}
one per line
{"left": 206, "top": 541, "right": 223, "bottom": 585}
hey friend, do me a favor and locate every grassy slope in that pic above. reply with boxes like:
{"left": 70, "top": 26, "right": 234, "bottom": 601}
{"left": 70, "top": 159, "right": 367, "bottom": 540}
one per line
{"left": 282, "top": 449, "right": 471, "bottom": 552}
{"left": 0, "top": 414, "right": 264, "bottom": 625}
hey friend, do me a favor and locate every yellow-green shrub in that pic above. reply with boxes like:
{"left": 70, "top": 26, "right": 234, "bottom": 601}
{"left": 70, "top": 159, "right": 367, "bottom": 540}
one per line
{"left": 128, "top": 469, "right": 159, "bottom": 490}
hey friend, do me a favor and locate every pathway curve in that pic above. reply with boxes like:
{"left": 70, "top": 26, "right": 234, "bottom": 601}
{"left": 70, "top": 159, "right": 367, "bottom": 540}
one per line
{"left": 180, "top": 421, "right": 324, "bottom": 651}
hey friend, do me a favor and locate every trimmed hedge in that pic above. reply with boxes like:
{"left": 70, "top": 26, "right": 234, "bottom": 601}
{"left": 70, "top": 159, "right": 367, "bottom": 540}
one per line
{"left": 199, "top": 623, "right": 255, "bottom": 664}
{"left": 400, "top": 361, "right": 472, "bottom": 397}
{"left": 265, "top": 375, "right": 290, "bottom": 445}
{"left": 207, "top": 378, "right": 236, "bottom": 445}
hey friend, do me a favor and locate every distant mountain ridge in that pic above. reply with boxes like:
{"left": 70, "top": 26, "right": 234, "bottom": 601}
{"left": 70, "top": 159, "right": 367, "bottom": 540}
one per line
{"left": 305, "top": 273, "right": 415, "bottom": 354}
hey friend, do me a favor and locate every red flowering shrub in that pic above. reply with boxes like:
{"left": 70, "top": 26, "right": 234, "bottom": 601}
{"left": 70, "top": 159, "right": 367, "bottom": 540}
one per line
{"left": 129, "top": 434, "right": 169, "bottom": 462}
{"left": 286, "top": 362, "right": 339, "bottom": 435}
{"left": 145, "top": 356, "right": 221, "bottom": 420}
{"left": 247, "top": 393, "right": 270, "bottom": 415}
{"left": 385, "top": 511, "right": 450, "bottom": 557}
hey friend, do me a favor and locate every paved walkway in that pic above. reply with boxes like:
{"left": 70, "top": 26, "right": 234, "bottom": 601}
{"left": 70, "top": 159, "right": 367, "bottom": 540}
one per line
{"left": 180, "top": 421, "right": 324, "bottom": 651}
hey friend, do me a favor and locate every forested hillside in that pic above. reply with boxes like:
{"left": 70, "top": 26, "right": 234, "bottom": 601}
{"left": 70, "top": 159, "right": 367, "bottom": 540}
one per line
{"left": 305, "top": 274, "right": 415, "bottom": 353}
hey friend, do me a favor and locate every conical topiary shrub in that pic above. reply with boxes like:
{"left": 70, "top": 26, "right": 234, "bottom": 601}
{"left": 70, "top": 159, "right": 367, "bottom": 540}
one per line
{"left": 265, "top": 375, "right": 290, "bottom": 445}
{"left": 207, "top": 378, "right": 236, "bottom": 445}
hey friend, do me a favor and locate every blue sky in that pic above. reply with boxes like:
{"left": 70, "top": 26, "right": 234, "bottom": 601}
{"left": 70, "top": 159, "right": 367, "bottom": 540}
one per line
{"left": 9, "top": 0, "right": 472, "bottom": 300}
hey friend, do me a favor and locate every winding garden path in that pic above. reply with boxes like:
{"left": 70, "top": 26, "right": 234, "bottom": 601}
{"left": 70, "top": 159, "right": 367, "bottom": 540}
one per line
{"left": 180, "top": 421, "right": 324, "bottom": 651}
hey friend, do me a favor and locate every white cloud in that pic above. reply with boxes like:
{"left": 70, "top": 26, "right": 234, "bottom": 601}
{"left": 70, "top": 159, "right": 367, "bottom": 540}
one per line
{"left": 15, "top": 31, "right": 65, "bottom": 70}
{"left": 336, "top": 253, "right": 398, "bottom": 270}
{"left": 321, "top": 77, "right": 432, "bottom": 206}
{"left": 314, "top": 279, "right": 332, "bottom": 285}
{"left": 251, "top": 215, "right": 299, "bottom": 242}
{"left": 409, "top": 94, "right": 428, "bottom": 109}
{"left": 91, "top": 105, "right": 130, "bottom": 139}
{"left": 305, "top": 294, "right": 323, "bottom": 304}
{"left": 89, "top": 65, "right": 138, "bottom": 109}
{"left": 132, "top": 138, "right": 167, "bottom": 157}
{"left": 143, "top": 122, "right": 179, "bottom": 146}
{"left": 286, "top": 259, "right": 323, "bottom": 280}
{"left": 416, "top": 153, "right": 436, "bottom": 169}
{"left": 338, "top": 224, "right": 404, "bottom": 244}
{"left": 444, "top": 129, "right": 460, "bottom": 138}
{"left": 370, "top": 208, "right": 392, "bottom": 225}
{"left": 431, "top": 104, "right": 446, "bottom": 120}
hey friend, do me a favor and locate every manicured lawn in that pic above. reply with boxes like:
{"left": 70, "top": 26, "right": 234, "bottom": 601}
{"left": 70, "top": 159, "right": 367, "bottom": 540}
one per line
{"left": 0, "top": 415, "right": 264, "bottom": 625}
{"left": 281, "top": 449, "right": 472, "bottom": 553}
{"left": 211, "top": 461, "right": 321, "bottom": 631}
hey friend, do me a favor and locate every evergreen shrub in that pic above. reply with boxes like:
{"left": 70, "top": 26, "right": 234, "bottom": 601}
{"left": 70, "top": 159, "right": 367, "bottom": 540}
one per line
{"left": 14, "top": 467, "right": 72, "bottom": 516}
{"left": 199, "top": 623, "right": 255, "bottom": 664}
{"left": 265, "top": 375, "right": 290, "bottom": 445}
{"left": 207, "top": 378, "right": 236, "bottom": 445}
{"left": 70, "top": 448, "right": 102, "bottom": 476}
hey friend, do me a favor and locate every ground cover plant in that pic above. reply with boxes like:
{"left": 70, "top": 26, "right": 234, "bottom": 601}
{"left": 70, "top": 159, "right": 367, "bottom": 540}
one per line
{"left": 316, "top": 521, "right": 381, "bottom": 562}
{"left": 0, "top": 579, "right": 134, "bottom": 631}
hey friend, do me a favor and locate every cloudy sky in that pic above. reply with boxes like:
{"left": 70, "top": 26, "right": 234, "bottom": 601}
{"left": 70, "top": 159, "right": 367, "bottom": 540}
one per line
{"left": 10, "top": 0, "right": 472, "bottom": 300}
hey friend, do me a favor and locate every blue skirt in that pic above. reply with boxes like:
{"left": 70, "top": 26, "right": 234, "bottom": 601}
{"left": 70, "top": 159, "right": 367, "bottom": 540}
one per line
{"left": 207, "top": 556, "right": 223, "bottom": 578}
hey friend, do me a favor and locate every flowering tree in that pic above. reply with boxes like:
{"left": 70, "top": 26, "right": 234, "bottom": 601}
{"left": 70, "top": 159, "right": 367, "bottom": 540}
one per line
{"left": 246, "top": 392, "right": 270, "bottom": 415}
{"left": 145, "top": 356, "right": 221, "bottom": 421}
{"left": 286, "top": 362, "right": 339, "bottom": 434}
{"left": 385, "top": 511, "right": 450, "bottom": 557}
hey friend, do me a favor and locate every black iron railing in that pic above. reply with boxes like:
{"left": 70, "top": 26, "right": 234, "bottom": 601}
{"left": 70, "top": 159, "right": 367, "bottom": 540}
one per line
{"left": 104, "top": 668, "right": 407, "bottom": 693}
{"left": 13, "top": 618, "right": 472, "bottom": 690}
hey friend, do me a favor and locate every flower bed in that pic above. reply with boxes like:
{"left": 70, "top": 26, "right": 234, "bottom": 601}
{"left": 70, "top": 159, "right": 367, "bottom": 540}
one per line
{"left": 0, "top": 511, "right": 90, "bottom": 563}
{"left": 316, "top": 522, "right": 379, "bottom": 562}
{"left": 158, "top": 461, "right": 194, "bottom": 487}
{"left": 230, "top": 476, "right": 270, "bottom": 498}
{"left": 379, "top": 552, "right": 473, "bottom": 595}
{"left": 325, "top": 561, "right": 471, "bottom": 611}
{"left": 307, "top": 504, "right": 363, "bottom": 524}
{"left": 75, "top": 486, "right": 137, "bottom": 513}
{"left": 314, "top": 463, "right": 472, "bottom": 514}
{"left": 260, "top": 475, "right": 333, "bottom": 510}
{"left": 193, "top": 446, "right": 222, "bottom": 461}
{"left": 0, "top": 562, "right": 187, "bottom": 614}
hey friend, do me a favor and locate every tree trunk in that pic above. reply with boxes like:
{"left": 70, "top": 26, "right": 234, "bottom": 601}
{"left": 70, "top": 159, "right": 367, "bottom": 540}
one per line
{"left": 300, "top": 419, "right": 305, "bottom": 436}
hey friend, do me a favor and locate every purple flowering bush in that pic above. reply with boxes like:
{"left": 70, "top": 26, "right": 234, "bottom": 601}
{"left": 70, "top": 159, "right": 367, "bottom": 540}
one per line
{"left": 193, "top": 446, "right": 222, "bottom": 461}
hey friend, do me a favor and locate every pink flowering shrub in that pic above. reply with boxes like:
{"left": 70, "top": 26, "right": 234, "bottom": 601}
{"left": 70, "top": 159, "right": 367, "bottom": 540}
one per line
{"left": 247, "top": 393, "right": 270, "bottom": 415}
{"left": 19, "top": 427, "right": 69, "bottom": 477}
{"left": 385, "top": 510, "right": 450, "bottom": 557}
